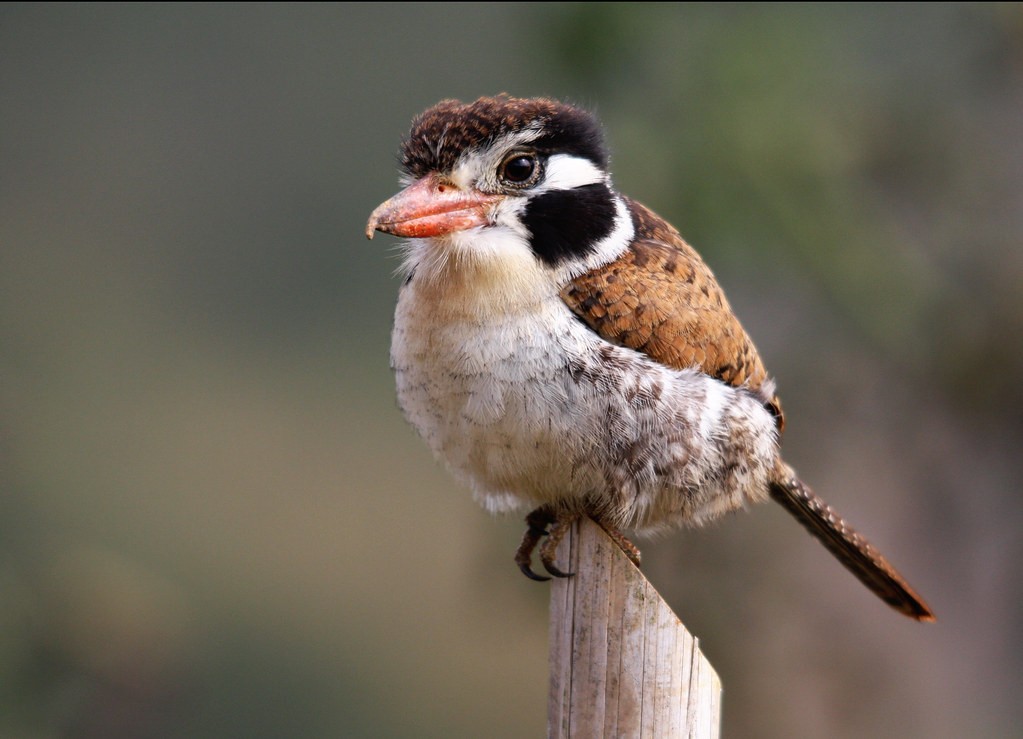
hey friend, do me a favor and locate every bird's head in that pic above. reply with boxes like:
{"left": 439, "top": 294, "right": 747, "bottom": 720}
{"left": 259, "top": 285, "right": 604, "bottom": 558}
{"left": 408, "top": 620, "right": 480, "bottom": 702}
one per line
{"left": 367, "top": 95, "right": 634, "bottom": 281}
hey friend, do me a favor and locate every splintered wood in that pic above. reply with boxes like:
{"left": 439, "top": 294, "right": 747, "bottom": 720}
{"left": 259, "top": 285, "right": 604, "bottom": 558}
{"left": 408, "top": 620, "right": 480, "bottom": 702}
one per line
{"left": 548, "top": 518, "right": 721, "bottom": 738}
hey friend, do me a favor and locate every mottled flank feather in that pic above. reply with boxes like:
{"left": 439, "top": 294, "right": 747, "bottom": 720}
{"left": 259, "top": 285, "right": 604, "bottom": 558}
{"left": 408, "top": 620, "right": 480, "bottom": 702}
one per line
{"left": 561, "top": 197, "right": 785, "bottom": 429}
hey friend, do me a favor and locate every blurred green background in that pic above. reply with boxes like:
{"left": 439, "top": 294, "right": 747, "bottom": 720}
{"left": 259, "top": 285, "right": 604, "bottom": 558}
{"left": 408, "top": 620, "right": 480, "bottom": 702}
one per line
{"left": 2, "top": 4, "right": 1021, "bottom": 737}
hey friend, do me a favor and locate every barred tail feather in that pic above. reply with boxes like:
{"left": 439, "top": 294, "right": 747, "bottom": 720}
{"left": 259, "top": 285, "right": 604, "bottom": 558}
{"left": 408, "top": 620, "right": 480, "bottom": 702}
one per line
{"left": 769, "top": 462, "right": 935, "bottom": 622}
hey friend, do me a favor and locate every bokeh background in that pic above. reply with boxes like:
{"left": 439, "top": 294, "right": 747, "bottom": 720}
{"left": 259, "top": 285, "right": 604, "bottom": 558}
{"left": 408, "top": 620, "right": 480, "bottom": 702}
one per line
{"left": 2, "top": 4, "right": 1021, "bottom": 737}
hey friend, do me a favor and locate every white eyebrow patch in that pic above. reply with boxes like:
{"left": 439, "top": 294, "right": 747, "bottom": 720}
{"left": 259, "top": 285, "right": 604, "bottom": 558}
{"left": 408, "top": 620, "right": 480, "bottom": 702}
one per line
{"left": 535, "top": 153, "right": 607, "bottom": 192}
{"left": 450, "top": 127, "right": 543, "bottom": 190}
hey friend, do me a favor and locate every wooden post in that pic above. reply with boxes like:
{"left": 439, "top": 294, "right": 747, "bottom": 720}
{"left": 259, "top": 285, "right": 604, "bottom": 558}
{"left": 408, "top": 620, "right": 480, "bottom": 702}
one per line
{"left": 548, "top": 517, "right": 722, "bottom": 738}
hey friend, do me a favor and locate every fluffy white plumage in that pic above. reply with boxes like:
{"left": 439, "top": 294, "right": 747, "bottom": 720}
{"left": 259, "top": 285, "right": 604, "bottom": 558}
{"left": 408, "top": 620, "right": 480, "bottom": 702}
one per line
{"left": 373, "top": 94, "right": 935, "bottom": 621}
{"left": 391, "top": 158, "right": 779, "bottom": 534}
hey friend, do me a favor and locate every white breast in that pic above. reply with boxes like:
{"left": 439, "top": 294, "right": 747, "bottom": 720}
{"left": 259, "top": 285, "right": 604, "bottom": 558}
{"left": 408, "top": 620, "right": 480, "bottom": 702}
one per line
{"left": 390, "top": 234, "right": 779, "bottom": 534}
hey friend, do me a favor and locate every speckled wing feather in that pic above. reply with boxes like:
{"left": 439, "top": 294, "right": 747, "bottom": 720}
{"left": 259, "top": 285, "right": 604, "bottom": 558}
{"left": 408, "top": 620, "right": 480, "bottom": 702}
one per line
{"left": 561, "top": 198, "right": 936, "bottom": 620}
{"left": 561, "top": 197, "right": 784, "bottom": 428}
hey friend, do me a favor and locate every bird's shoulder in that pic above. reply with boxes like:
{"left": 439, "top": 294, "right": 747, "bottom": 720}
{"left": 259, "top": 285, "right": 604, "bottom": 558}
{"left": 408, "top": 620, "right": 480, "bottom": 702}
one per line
{"left": 560, "top": 196, "right": 784, "bottom": 428}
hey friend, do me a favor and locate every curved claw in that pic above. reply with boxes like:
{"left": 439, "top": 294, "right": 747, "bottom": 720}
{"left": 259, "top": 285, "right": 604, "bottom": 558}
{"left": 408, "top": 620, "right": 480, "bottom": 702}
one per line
{"left": 513, "top": 507, "right": 643, "bottom": 582}
{"left": 515, "top": 507, "right": 557, "bottom": 583}
{"left": 518, "top": 561, "right": 552, "bottom": 582}
{"left": 541, "top": 559, "right": 573, "bottom": 579}
{"left": 537, "top": 510, "right": 580, "bottom": 578}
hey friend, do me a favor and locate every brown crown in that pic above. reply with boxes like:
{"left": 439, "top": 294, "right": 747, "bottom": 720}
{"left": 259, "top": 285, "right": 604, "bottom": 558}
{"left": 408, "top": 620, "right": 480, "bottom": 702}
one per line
{"left": 399, "top": 95, "right": 608, "bottom": 180}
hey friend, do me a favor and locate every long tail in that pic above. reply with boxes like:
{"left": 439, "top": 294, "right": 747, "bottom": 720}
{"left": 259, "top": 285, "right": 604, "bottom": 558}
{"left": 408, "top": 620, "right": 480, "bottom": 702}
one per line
{"left": 769, "top": 461, "right": 935, "bottom": 622}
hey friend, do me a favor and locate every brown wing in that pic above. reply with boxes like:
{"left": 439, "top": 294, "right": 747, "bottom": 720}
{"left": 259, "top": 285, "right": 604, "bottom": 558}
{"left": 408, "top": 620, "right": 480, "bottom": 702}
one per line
{"left": 560, "top": 197, "right": 784, "bottom": 429}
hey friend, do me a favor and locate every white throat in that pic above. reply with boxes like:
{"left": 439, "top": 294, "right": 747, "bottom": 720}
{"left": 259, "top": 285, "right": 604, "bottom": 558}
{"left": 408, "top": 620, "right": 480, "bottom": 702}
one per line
{"left": 397, "top": 191, "right": 634, "bottom": 315}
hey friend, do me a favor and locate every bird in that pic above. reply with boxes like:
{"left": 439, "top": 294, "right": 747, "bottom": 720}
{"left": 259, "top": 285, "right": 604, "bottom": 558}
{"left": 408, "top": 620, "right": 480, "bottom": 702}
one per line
{"left": 366, "top": 94, "right": 934, "bottom": 621}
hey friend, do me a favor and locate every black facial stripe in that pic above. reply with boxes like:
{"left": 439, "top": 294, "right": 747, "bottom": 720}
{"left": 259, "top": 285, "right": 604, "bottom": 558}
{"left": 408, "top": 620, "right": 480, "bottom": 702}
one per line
{"left": 522, "top": 183, "right": 616, "bottom": 267}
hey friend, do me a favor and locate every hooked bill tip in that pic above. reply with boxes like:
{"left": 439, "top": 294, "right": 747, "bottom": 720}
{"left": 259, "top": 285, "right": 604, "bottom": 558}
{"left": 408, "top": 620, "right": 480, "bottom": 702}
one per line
{"left": 365, "top": 211, "right": 382, "bottom": 239}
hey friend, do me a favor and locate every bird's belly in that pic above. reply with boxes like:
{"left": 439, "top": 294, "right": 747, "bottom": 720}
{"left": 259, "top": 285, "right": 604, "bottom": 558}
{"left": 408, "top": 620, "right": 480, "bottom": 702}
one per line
{"left": 391, "top": 290, "right": 779, "bottom": 533}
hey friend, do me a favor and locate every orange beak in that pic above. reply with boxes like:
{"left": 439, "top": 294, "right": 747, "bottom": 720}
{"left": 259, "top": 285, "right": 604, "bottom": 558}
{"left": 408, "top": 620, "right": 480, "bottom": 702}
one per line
{"left": 365, "top": 174, "right": 504, "bottom": 240}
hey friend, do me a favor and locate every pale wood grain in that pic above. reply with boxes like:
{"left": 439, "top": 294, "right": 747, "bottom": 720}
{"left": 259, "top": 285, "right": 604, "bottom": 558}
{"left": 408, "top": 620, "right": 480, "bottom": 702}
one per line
{"left": 548, "top": 517, "right": 721, "bottom": 738}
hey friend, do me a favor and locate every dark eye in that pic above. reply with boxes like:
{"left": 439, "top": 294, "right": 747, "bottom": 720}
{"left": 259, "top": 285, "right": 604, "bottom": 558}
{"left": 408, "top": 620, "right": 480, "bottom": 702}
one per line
{"left": 500, "top": 154, "right": 538, "bottom": 186}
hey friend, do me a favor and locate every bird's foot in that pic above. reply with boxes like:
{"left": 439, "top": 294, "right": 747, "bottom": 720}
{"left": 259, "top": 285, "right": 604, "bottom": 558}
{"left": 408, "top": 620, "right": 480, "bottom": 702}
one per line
{"left": 515, "top": 506, "right": 577, "bottom": 580}
{"left": 515, "top": 507, "right": 556, "bottom": 581}
{"left": 515, "top": 506, "right": 641, "bottom": 580}
{"left": 593, "top": 518, "right": 642, "bottom": 568}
